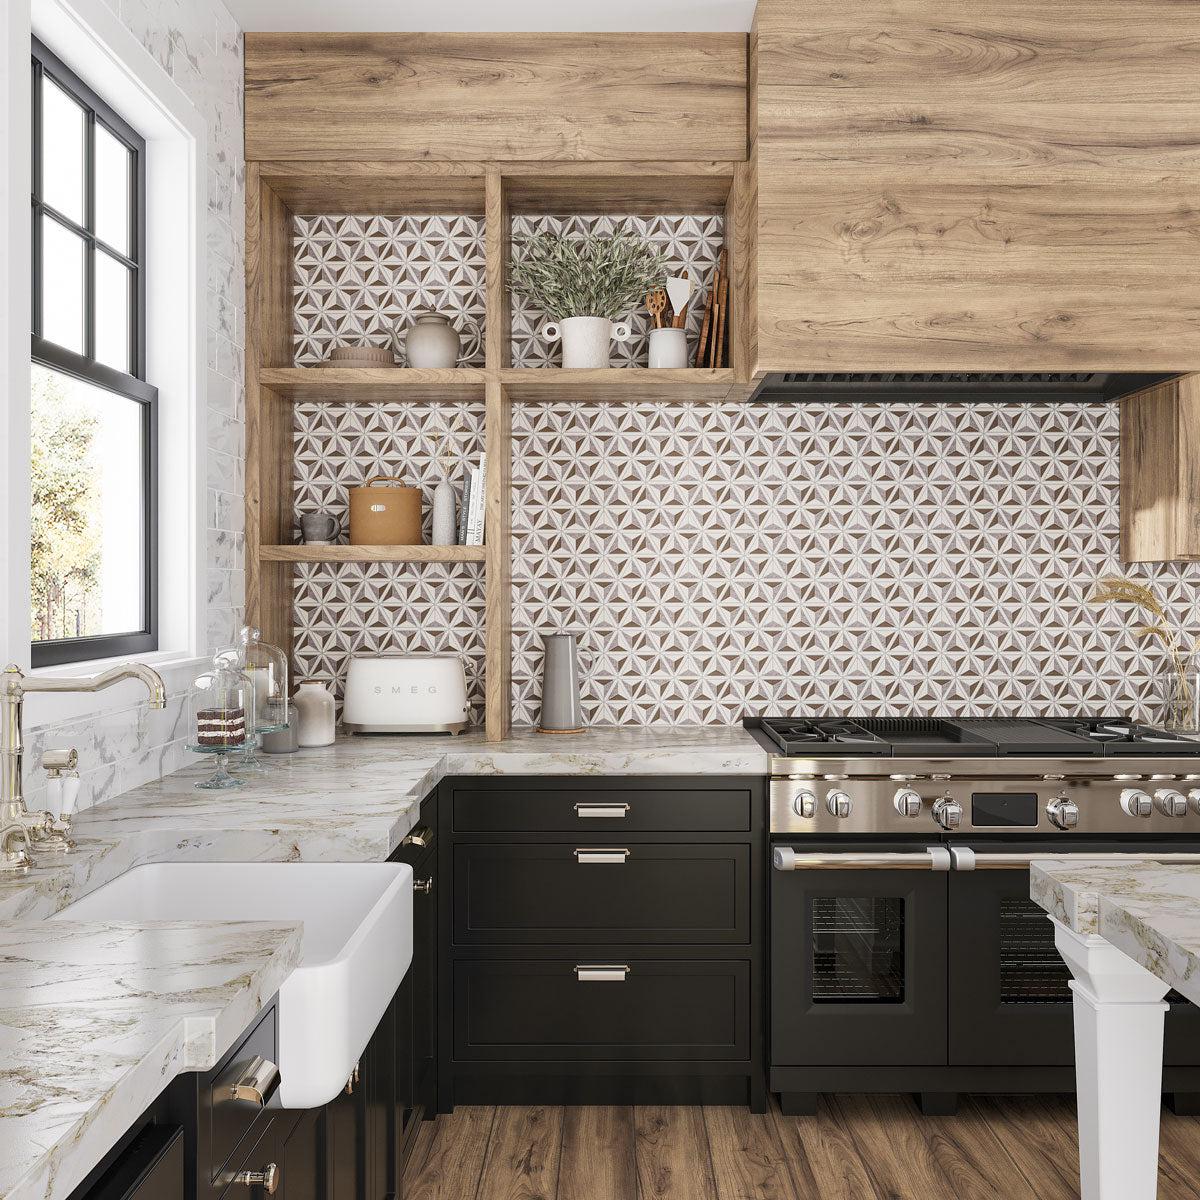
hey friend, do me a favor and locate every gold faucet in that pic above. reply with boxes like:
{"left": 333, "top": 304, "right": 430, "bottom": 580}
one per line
{"left": 1, "top": 663, "right": 167, "bottom": 873}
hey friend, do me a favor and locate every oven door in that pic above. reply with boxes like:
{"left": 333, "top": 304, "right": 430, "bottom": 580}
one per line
{"left": 771, "top": 842, "right": 950, "bottom": 1066}
{"left": 948, "top": 840, "right": 1200, "bottom": 1067}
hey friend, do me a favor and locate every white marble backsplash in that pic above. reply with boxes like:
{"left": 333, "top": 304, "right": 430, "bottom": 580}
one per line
{"left": 26, "top": 0, "right": 246, "bottom": 811}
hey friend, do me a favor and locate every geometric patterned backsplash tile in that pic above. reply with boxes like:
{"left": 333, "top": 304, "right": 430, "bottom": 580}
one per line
{"left": 509, "top": 400, "right": 1200, "bottom": 726}
{"left": 291, "top": 400, "right": 486, "bottom": 719}
{"left": 293, "top": 215, "right": 487, "bottom": 366}
{"left": 509, "top": 214, "right": 724, "bottom": 368}
{"left": 288, "top": 217, "right": 1200, "bottom": 728}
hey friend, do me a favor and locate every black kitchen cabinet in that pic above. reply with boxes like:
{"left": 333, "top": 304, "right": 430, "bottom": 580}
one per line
{"left": 72, "top": 1125, "right": 184, "bottom": 1200}
{"left": 439, "top": 775, "right": 766, "bottom": 1111}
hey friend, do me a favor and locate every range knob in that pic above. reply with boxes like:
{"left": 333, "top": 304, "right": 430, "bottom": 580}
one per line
{"left": 791, "top": 789, "right": 817, "bottom": 819}
{"left": 931, "top": 796, "right": 962, "bottom": 830}
{"left": 1120, "top": 788, "right": 1153, "bottom": 818}
{"left": 1046, "top": 795, "right": 1080, "bottom": 830}
{"left": 825, "top": 790, "right": 853, "bottom": 819}
{"left": 1155, "top": 788, "right": 1188, "bottom": 818}
{"left": 892, "top": 788, "right": 922, "bottom": 818}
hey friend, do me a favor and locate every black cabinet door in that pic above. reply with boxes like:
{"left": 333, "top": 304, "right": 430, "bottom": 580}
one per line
{"left": 454, "top": 958, "right": 750, "bottom": 1061}
{"left": 453, "top": 843, "right": 750, "bottom": 944}
{"left": 771, "top": 853, "right": 948, "bottom": 1067}
{"left": 77, "top": 1125, "right": 183, "bottom": 1200}
{"left": 274, "top": 1110, "right": 322, "bottom": 1200}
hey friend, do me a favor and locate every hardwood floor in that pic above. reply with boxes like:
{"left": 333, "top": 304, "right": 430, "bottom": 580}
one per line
{"left": 402, "top": 1095, "right": 1200, "bottom": 1199}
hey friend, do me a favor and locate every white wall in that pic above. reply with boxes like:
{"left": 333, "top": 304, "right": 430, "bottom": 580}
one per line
{"left": 1, "top": 0, "right": 246, "bottom": 811}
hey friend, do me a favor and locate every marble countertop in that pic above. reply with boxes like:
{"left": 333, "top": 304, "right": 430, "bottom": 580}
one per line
{"left": 0, "top": 725, "right": 763, "bottom": 1200}
{"left": 1031, "top": 860, "right": 1200, "bottom": 1006}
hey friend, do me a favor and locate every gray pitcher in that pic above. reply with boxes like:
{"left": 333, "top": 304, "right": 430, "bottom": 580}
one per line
{"left": 538, "top": 633, "right": 585, "bottom": 733}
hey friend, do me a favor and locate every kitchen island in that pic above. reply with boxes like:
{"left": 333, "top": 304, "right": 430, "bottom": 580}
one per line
{"left": 1031, "top": 860, "right": 1200, "bottom": 1200}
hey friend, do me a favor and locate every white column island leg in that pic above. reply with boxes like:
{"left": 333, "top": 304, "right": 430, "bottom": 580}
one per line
{"left": 1053, "top": 919, "right": 1172, "bottom": 1199}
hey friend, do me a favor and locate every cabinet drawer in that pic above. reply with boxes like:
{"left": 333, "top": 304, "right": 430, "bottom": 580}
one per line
{"left": 454, "top": 959, "right": 750, "bottom": 1061}
{"left": 205, "top": 1006, "right": 278, "bottom": 1187}
{"left": 452, "top": 785, "right": 750, "bottom": 833}
{"left": 454, "top": 843, "right": 750, "bottom": 944}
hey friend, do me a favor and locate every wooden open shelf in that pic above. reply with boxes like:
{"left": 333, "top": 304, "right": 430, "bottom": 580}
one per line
{"left": 246, "top": 160, "right": 755, "bottom": 740}
{"left": 258, "top": 366, "right": 486, "bottom": 402}
{"left": 500, "top": 367, "right": 738, "bottom": 402}
{"left": 260, "top": 544, "right": 487, "bottom": 564}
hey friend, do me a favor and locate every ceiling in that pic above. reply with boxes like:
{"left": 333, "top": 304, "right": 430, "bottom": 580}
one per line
{"left": 223, "top": 0, "right": 757, "bottom": 32}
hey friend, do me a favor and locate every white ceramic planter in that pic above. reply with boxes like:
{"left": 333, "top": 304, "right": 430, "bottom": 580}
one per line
{"left": 541, "top": 315, "right": 631, "bottom": 368}
{"left": 648, "top": 327, "right": 688, "bottom": 368}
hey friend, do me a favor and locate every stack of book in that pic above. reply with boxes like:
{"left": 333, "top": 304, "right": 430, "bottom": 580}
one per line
{"left": 457, "top": 454, "right": 486, "bottom": 546}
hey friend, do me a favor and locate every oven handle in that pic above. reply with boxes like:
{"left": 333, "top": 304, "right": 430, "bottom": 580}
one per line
{"left": 772, "top": 846, "right": 951, "bottom": 871}
{"left": 950, "top": 848, "right": 1200, "bottom": 871}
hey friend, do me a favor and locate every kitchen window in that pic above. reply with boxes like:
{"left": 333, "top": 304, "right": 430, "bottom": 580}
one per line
{"left": 30, "top": 37, "right": 156, "bottom": 667}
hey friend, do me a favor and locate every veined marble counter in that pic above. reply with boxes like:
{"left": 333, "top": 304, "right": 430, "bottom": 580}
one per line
{"left": 0, "top": 921, "right": 301, "bottom": 1200}
{"left": 0, "top": 725, "right": 763, "bottom": 1200}
{"left": 1031, "top": 860, "right": 1200, "bottom": 1007}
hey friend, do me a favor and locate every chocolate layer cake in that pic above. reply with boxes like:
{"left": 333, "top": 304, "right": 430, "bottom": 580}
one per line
{"left": 196, "top": 706, "right": 246, "bottom": 747}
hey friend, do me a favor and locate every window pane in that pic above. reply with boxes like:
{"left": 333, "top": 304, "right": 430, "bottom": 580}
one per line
{"left": 94, "top": 124, "right": 132, "bottom": 255}
{"left": 30, "top": 364, "right": 145, "bottom": 643}
{"left": 94, "top": 250, "right": 132, "bottom": 373}
{"left": 40, "top": 75, "right": 86, "bottom": 223}
{"left": 40, "top": 216, "right": 86, "bottom": 354}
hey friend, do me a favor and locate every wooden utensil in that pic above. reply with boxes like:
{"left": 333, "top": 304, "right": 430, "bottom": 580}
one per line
{"left": 645, "top": 289, "right": 667, "bottom": 329}
{"left": 694, "top": 280, "right": 714, "bottom": 367}
{"left": 666, "top": 272, "right": 692, "bottom": 329}
{"left": 713, "top": 270, "right": 729, "bottom": 369}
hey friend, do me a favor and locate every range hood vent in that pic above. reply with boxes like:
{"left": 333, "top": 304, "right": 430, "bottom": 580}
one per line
{"left": 748, "top": 371, "right": 1175, "bottom": 405}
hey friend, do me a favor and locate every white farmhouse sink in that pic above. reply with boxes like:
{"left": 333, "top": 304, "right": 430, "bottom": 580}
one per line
{"left": 53, "top": 862, "right": 413, "bottom": 1108}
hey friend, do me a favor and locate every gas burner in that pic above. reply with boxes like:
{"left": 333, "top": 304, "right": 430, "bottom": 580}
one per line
{"left": 756, "top": 718, "right": 888, "bottom": 756}
{"left": 1036, "top": 717, "right": 1200, "bottom": 755}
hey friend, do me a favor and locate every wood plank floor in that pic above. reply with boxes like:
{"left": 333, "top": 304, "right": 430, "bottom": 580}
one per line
{"left": 402, "top": 1096, "right": 1200, "bottom": 1199}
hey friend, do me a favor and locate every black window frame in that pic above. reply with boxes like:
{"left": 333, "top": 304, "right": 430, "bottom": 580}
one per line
{"left": 30, "top": 36, "right": 157, "bottom": 667}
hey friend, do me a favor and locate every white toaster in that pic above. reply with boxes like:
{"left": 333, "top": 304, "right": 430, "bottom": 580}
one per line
{"left": 342, "top": 653, "right": 470, "bottom": 734}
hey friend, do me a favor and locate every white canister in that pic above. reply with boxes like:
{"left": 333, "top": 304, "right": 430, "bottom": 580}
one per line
{"left": 404, "top": 313, "right": 461, "bottom": 368}
{"left": 648, "top": 327, "right": 688, "bottom": 368}
{"left": 293, "top": 681, "right": 337, "bottom": 747}
{"left": 541, "top": 315, "right": 632, "bottom": 368}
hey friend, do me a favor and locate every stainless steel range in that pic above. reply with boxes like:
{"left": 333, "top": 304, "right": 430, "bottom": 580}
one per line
{"left": 746, "top": 715, "right": 1200, "bottom": 1117}
{"left": 752, "top": 715, "right": 1200, "bottom": 840}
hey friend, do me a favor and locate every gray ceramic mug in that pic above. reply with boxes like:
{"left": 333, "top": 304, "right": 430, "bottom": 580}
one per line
{"left": 300, "top": 512, "right": 338, "bottom": 545}
{"left": 538, "top": 633, "right": 585, "bottom": 733}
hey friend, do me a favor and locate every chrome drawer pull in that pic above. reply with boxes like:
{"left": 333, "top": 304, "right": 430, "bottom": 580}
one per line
{"left": 217, "top": 1055, "right": 280, "bottom": 1107}
{"left": 576, "top": 965, "right": 630, "bottom": 982}
{"left": 574, "top": 848, "right": 630, "bottom": 864}
{"left": 574, "top": 803, "right": 630, "bottom": 819}
{"left": 401, "top": 824, "right": 433, "bottom": 848}
{"left": 233, "top": 1163, "right": 279, "bottom": 1195}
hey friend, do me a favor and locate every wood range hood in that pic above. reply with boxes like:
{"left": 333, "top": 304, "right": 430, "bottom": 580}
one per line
{"left": 746, "top": 373, "right": 1181, "bottom": 405}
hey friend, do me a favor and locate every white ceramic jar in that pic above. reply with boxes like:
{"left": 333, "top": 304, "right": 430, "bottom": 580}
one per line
{"left": 293, "top": 681, "right": 337, "bottom": 747}
{"left": 404, "top": 312, "right": 461, "bottom": 368}
{"left": 541, "top": 316, "right": 632, "bottom": 368}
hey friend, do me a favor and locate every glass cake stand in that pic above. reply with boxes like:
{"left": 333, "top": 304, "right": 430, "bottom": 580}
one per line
{"left": 185, "top": 740, "right": 256, "bottom": 789}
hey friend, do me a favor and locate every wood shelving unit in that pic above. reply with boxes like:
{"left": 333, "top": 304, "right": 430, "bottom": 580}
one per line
{"left": 245, "top": 160, "right": 754, "bottom": 740}
{"left": 260, "top": 545, "right": 487, "bottom": 564}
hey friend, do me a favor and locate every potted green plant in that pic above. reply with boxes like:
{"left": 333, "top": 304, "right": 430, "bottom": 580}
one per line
{"left": 511, "top": 229, "right": 667, "bottom": 368}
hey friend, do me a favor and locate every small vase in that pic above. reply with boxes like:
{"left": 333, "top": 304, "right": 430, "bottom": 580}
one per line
{"left": 1163, "top": 657, "right": 1200, "bottom": 733}
{"left": 293, "top": 681, "right": 337, "bottom": 746}
{"left": 540, "top": 316, "right": 631, "bottom": 368}
{"left": 538, "top": 633, "right": 585, "bottom": 733}
{"left": 404, "top": 312, "right": 461, "bottom": 368}
{"left": 432, "top": 477, "right": 456, "bottom": 546}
